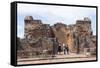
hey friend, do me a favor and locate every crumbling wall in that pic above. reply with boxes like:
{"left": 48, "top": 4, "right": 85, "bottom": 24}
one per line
{"left": 17, "top": 16, "right": 96, "bottom": 58}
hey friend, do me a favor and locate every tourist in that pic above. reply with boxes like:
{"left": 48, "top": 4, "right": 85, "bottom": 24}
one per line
{"left": 66, "top": 44, "right": 69, "bottom": 55}
{"left": 63, "top": 43, "right": 69, "bottom": 55}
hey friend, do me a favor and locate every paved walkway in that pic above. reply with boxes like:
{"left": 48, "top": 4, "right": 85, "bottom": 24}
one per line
{"left": 18, "top": 53, "right": 87, "bottom": 61}
{"left": 17, "top": 53, "right": 96, "bottom": 65}
{"left": 18, "top": 57, "right": 96, "bottom": 65}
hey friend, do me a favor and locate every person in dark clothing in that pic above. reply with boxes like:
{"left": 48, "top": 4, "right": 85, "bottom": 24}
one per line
{"left": 66, "top": 45, "right": 69, "bottom": 54}
{"left": 63, "top": 43, "right": 69, "bottom": 55}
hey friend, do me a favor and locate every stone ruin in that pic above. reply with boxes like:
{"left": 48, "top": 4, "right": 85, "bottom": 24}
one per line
{"left": 17, "top": 16, "right": 96, "bottom": 58}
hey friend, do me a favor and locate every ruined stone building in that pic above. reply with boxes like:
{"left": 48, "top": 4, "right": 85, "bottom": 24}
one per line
{"left": 24, "top": 16, "right": 55, "bottom": 39}
{"left": 53, "top": 18, "right": 96, "bottom": 53}
{"left": 17, "top": 16, "right": 96, "bottom": 58}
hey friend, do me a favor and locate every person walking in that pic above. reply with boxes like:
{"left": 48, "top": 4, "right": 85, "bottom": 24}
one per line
{"left": 63, "top": 43, "right": 69, "bottom": 55}
{"left": 66, "top": 44, "right": 69, "bottom": 55}
{"left": 63, "top": 43, "right": 66, "bottom": 55}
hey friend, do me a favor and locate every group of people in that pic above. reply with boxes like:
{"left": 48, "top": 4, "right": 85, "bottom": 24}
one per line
{"left": 52, "top": 38, "right": 69, "bottom": 57}
{"left": 58, "top": 43, "right": 69, "bottom": 55}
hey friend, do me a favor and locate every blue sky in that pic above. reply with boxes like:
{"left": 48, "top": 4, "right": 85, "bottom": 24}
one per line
{"left": 17, "top": 3, "right": 96, "bottom": 38}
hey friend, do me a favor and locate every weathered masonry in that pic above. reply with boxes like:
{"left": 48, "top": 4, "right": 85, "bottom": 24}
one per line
{"left": 17, "top": 16, "right": 96, "bottom": 58}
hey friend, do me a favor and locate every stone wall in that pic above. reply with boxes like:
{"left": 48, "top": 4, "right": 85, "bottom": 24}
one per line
{"left": 17, "top": 16, "right": 96, "bottom": 55}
